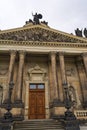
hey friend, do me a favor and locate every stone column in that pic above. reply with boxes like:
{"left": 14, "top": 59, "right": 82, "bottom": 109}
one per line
{"left": 82, "top": 53, "right": 87, "bottom": 77}
{"left": 76, "top": 57, "right": 87, "bottom": 107}
{"left": 48, "top": 59, "right": 53, "bottom": 102}
{"left": 59, "top": 52, "right": 67, "bottom": 84}
{"left": 4, "top": 50, "right": 16, "bottom": 103}
{"left": 59, "top": 52, "right": 67, "bottom": 99}
{"left": 81, "top": 53, "right": 87, "bottom": 107}
{"left": 50, "top": 52, "right": 58, "bottom": 102}
{"left": 8, "top": 50, "right": 16, "bottom": 83}
{"left": 15, "top": 51, "right": 25, "bottom": 104}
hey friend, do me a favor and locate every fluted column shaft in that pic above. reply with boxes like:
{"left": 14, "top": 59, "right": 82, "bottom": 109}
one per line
{"left": 8, "top": 51, "right": 16, "bottom": 83}
{"left": 15, "top": 51, "right": 25, "bottom": 103}
{"left": 59, "top": 52, "right": 67, "bottom": 85}
{"left": 59, "top": 52, "right": 67, "bottom": 100}
{"left": 4, "top": 50, "right": 16, "bottom": 102}
{"left": 50, "top": 52, "right": 58, "bottom": 100}
{"left": 48, "top": 60, "right": 53, "bottom": 102}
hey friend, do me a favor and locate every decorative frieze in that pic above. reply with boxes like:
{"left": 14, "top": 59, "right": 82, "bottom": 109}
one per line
{"left": 0, "top": 40, "right": 87, "bottom": 50}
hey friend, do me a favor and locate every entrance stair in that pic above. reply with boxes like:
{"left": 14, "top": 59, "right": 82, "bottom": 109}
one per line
{"left": 13, "top": 119, "right": 64, "bottom": 130}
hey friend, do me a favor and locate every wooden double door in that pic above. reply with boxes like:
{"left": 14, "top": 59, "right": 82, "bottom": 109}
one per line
{"left": 29, "top": 84, "right": 45, "bottom": 119}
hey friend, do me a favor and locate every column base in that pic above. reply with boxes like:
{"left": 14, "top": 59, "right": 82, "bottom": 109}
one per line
{"left": 14, "top": 100, "right": 24, "bottom": 108}
{"left": 50, "top": 99, "right": 65, "bottom": 119}
{"left": 1, "top": 100, "right": 12, "bottom": 109}
{"left": 50, "top": 99, "right": 64, "bottom": 108}
{"left": 3, "top": 99, "right": 10, "bottom": 104}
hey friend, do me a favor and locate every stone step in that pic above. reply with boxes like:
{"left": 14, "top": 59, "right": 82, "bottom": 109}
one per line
{"left": 13, "top": 119, "right": 64, "bottom": 130}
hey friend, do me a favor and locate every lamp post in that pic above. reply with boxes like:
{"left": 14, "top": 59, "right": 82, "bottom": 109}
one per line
{"left": 4, "top": 81, "right": 14, "bottom": 122}
{"left": 0, "top": 81, "right": 14, "bottom": 130}
{"left": 63, "top": 82, "right": 80, "bottom": 130}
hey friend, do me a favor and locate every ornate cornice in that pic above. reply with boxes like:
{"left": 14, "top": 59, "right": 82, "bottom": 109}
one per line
{"left": 0, "top": 40, "right": 87, "bottom": 48}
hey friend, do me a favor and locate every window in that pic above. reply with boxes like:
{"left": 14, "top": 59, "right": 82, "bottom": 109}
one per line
{"left": 38, "top": 84, "right": 44, "bottom": 89}
{"left": 30, "top": 84, "right": 36, "bottom": 89}
{"left": 29, "top": 84, "right": 45, "bottom": 90}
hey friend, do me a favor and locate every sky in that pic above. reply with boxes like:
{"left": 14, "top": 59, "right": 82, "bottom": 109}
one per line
{"left": 0, "top": 0, "right": 87, "bottom": 34}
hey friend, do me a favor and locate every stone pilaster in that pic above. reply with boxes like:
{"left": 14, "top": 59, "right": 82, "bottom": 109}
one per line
{"left": 15, "top": 51, "right": 25, "bottom": 104}
{"left": 81, "top": 53, "right": 87, "bottom": 108}
{"left": 50, "top": 52, "right": 58, "bottom": 101}
{"left": 82, "top": 53, "right": 87, "bottom": 77}
{"left": 4, "top": 50, "right": 16, "bottom": 103}
{"left": 76, "top": 58, "right": 87, "bottom": 105}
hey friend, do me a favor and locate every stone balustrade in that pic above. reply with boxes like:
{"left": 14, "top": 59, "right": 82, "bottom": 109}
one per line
{"left": 74, "top": 110, "right": 87, "bottom": 119}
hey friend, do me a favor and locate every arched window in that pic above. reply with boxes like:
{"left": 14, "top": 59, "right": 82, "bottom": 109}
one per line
{"left": 0, "top": 85, "right": 3, "bottom": 105}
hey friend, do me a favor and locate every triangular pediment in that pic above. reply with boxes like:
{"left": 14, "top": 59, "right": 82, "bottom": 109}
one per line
{"left": 0, "top": 24, "right": 87, "bottom": 43}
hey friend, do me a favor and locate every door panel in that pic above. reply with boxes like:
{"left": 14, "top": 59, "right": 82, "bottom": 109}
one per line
{"left": 29, "top": 84, "right": 45, "bottom": 119}
{"left": 29, "top": 92, "right": 37, "bottom": 119}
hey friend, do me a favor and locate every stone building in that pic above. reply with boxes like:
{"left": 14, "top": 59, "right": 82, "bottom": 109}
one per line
{"left": 0, "top": 15, "right": 87, "bottom": 120}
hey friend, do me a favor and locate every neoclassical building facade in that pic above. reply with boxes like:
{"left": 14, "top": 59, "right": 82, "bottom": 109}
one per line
{"left": 0, "top": 17, "right": 87, "bottom": 120}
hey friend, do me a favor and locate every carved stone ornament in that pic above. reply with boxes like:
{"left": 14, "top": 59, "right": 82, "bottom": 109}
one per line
{"left": 28, "top": 64, "right": 47, "bottom": 81}
{"left": 66, "top": 67, "right": 76, "bottom": 77}
{"left": 0, "top": 66, "right": 8, "bottom": 75}
{"left": 0, "top": 27, "right": 86, "bottom": 43}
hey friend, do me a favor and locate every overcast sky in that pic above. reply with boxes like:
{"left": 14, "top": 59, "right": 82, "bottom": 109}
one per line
{"left": 0, "top": 0, "right": 87, "bottom": 34}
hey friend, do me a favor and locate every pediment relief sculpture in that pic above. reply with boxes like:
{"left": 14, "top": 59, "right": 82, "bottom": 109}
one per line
{"left": 0, "top": 26, "right": 86, "bottom": 43}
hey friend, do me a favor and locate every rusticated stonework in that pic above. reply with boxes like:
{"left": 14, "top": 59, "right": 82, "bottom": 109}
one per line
{"left": 0, "top": 26, "right": 87, "bottom": 43}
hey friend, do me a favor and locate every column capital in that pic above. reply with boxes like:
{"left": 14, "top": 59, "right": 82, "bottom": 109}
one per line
{"left": 58, "top": 51, "right": 65, "bottom": 56}
{"left": 50, "top": 51, "right": 57, "bottom": 55}
{"left": 9, "top": 50, "right": 17, "bottom": 56}
{"left": 82, "top": 52, "right": 87, "bottom": 57}
{"left": 19, "top": 50, "right": 26, "bottom": 55}
{"left": 19, "top": 50, "right": 26, "bottom": 59}
{"left": 48, "top": 51, "right": 57, "bottom": 60}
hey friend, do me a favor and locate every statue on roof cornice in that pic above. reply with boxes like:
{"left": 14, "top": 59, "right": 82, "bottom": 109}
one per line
{"left": 75, "top": 28, "right": 83, "bottom": 37}
{"left": 84, "top": 28, "right": 87, "bottom": 38}
{"left": 25, "top": 13, "right": 48, "bottom": 26}
{"left": 32, "top": 13, "right": 43, "bottom": 24}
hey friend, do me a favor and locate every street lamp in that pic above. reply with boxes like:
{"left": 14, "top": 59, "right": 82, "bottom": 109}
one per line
{"left": 63, "top": 82, "right": 80, "bottom": 130}
{"left": 0, "top": 81, "right": 14, "bottom": 130}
